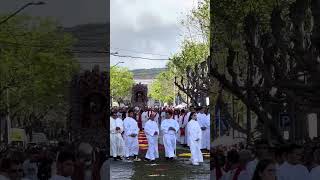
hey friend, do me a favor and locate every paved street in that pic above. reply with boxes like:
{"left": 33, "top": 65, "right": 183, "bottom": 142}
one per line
{"left": 110, "top": 145, "right": 210, "bottom": 180}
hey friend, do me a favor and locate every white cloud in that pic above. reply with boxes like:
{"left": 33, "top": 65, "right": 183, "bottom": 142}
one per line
{"left": 110, "top": 0, "right": 197, "bottom": 70}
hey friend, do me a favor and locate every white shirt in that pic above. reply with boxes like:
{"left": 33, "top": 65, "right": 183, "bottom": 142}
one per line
{"left": 310, "top": 165, "right": 320, "bottom": 180}
{"left": 145, "top": 120, "right": 159, "bottom": 136}
{"left": 187, "top": 120, "right": 202, "bottom": 141}
{"left": 110, "top": 117, "right": 124, "bottom": 134}
{"left": 123, "top": 117, "right": 139, "bottom": 136}
{"left": 278, "top": 161, "right": 310, "bottom": 180}
{"left": 161, "top": 119, "right": 180, "bottom": 135}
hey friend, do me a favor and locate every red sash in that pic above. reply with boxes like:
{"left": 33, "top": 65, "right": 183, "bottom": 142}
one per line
{"left": 180, "top": 128, "right": 185, "bottom": 136}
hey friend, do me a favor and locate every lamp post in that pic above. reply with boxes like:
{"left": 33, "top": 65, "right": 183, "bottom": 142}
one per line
{"left": 0, "top": 1, "right": 45, "bottom": 25}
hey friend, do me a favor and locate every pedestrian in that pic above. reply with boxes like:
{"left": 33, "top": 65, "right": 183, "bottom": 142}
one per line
{"left": 197, "top": 106, "right": 210, "bottom": 151}
{"left": 49, "top": 151, "right": 75, "bottom": 180}
{"left": 23, "top": 148, "right": 40, "bottom": 180}
{"left": 123, "top": 109, "right": 141, "bottom": 161}
{"left": 186, "top": 112, "right": 203, "bottom": 166}
{"left": 310, "top": 148, "right": 320, "bottom": 180}
{"left": 277, "top": 144, "right": 310, "bottom": 180}
{"left": 161, "top": 110, "right": 180, "bottom": 160}
{"left": 144, "top": 113, "right": 160, "bottom": 162}
{"left": 252, "top": 159, "right": 277, "bottom": 180}
{"left": 110, "top": 111, "right": 125, "bottom": 161}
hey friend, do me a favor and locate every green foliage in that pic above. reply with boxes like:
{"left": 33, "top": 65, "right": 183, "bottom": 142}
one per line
{"left": 149, "top": 71, "right": 174, "bottom": 104}
{"left": 0, "top": 15, "right": 79, "bottom": 124}
{"left": 110, "top": 66, "right": 134, "bottom": 104}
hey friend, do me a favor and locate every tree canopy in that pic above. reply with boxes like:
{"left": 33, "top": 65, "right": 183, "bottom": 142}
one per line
{"left": 110, "top": 66, "right": 134, "bottom": 105}
{"left": 0, "top": 15, "right": 79, "bottom": 128}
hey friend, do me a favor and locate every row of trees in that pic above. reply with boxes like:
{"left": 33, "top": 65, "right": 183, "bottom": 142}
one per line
{"left": 209, "top": 0, "right": 320, "bottom": 144}
{"left": 0, "top": 15, "right": 79, "bottom": 139}
{"left": 148, "top": 0, "right": 320, "bottom": 144}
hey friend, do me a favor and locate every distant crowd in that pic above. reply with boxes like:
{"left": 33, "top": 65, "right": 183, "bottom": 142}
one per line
{"left": 211, "top": 139, "right": 320, "bottom": 180}
{"left": 0, "top": 142, "right": 108, "bottom": 180}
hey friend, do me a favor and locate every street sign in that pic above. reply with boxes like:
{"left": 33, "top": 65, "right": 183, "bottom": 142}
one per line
{"left": 279, "top": 113, "right": 290, "bottom": 129}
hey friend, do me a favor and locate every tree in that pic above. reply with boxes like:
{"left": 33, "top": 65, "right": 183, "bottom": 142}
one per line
{"left": 209, "top": 0, "right": 320, "bottom": 143}
{"left": 110, "top": 66, "right": 134, "bottom": 106}
{"left": 149, "top": 71, "right": 175, "bottom": 105}
{"left": 0, "top": 15, "right": 79, "bottom": 132}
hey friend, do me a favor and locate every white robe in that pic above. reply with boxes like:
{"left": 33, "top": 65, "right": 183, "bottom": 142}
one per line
{"left": 178, "top": 114, "right": 188, "bottom": 144}
{"left": 154, "top": 112, "right": 160, "bottom": 125}
{"left": 141, "top": 111, "right": 148, "bottom": 129}
{"left": 110, "top": 117, "right": 125, "bottom": 157}
{"left": 187, "top": 120, "right": 203, "bottom": 164}
{"left": 310, "top": 165, "right": 320, "bottom": 180}
{"left": 184, "top": 112, "right": 191, "bottom": 146}
{"left": 123, "top": 117, "right": 140, "bottom": 157}
{"left": 144, "top": 120, "right": 159, "bottom": 160}
{"left": 161, "top": 119, "right": 180, "bottom": 158}
{"left": 277, "top": 161, "right": 310, "bottom": 180}
{"left": 197, "top": 112, "right": 210, "bottom": 150}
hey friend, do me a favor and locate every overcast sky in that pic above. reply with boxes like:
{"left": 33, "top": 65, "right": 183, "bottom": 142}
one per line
{"left": 111, "top": 0, "right": 198, "bottom": 70}
{"left": 0, "top": 0, "right": 198, "bottom": 70}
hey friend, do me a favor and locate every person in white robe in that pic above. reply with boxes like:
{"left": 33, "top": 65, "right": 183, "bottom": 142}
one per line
{"left": 144, "top": 113, "right": 160, "bottom": 162}
{"left": 141, "top": 109, "right": 148, "bottom": 130}
{"left": 197, "top": 107, "right": 210, "bottom": 150}
{"left": 154, "top": 110, "right": 160, "bottom": 126}
{"left": 277, "top": 144, "right": 310, "bottom": 180}
{"left": 178, "top": 109, "right": 188, "bottom": 145}
{"left": 187, "top": 112, "right": 204, "bottom": 165}
{"left": 123, "top": 109, "right": 141, "bottom": 161}
{"left": 184, "top": 110, "right": 191, "bottom": 147}
{"left": 160, "top": 111, "right": 180, "bottom": 160}
{"left": 110, "top": 112, "right": 125, "bottom": 161}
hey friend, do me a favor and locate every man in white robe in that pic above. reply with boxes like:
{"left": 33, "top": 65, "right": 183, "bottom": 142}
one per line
{"left": 123, "top": 109, "right": 141, "bottom": 161}
{"left": 178, "top": 109, "right": 188, "bottom": 145}
{"left": 187, "top": 113, "right": 203, "bottom": 166}
{"left": 277, "top": 144, "right": 310, "bottom": 180}
{"left": 144, "top": 113, "right": 159, "bottom": 162}
{"left": 197, "top": 107, "right": 210, "bottom": 150}
{"left": 160, "top": 110, "right": 180, "bottom": 160}
{"left": 141, "top": 109, "right": 148, "bottom": 130}
{"left": 110, "top": 112, "right": 125, "bottom": 161}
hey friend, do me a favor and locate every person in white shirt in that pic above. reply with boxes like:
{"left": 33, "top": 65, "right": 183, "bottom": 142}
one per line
{"left": 144, "top": 113, "right": 160, "bottom": 162}
{"left": 310, "top": 148, "right": 320, "bottom": 180}
{"left": 187, "top": 112, "right": 204, "bottom": 166}
{"left": 123, "top": 109, "right": 141, "bottom": 161}
{"left": 110, "top": 111, "right": 125, "bottom": 161}
{"left": 23, "top": 148, "right": 40, "bottom": 180}
{"left": 161, "top": 110, "right": 180, "bottom": 160}
{"left": 238, "top": 140, "right": 270, "bottom": 180}
{"left": 49, "top": 151, "right": 75, "bottom": 180}
{"left": 252, "top": 159, "right": 277, "bottom": 180}
{"left": 277, "top": 144, "right": 310, "bottom": 180}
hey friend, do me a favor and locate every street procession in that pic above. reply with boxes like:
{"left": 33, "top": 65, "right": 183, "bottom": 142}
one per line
{"left": 110, "top": 106, "right": 210, "bottom": 164}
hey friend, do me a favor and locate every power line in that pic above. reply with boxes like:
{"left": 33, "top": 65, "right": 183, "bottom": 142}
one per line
{"left": 110, "top": 47, "right": 169, "bottom": 57}
{"left": 111, "top": 54, "right": 170, "bottom": 61}
{"left": 0, "top": 40, "right": 170, "bottom": 61}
